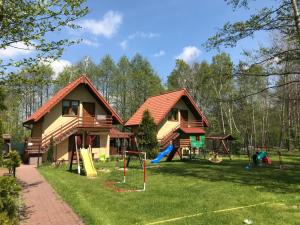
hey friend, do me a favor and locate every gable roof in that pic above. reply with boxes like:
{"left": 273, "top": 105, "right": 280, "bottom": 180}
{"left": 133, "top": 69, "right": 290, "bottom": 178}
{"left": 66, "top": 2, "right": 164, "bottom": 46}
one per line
{"left": 125, "top": 89, "right": 208, "bottom": 127}
{"left": 24, "top": 75, "right": 123, "bottom": 124}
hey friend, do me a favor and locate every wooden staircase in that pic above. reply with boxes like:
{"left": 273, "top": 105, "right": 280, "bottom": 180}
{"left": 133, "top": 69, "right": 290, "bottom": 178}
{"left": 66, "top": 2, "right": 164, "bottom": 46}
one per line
{"left": 24, "top": 116, "right": 112, "bottom": 157}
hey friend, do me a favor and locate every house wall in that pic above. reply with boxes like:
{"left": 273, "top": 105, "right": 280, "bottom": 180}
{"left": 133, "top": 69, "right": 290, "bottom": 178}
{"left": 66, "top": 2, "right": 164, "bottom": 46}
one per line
{"left": 31, "top": 120, "right": 43, "bottom": 137}
{"left": 30, "top": 84, "right": 112, "bottom": 161}
{"left": 157, "top": 99, "right": 197, "bottom": 139}
{"left": 52, "top": 133, "right": 110, "bottom": 161}
{"left": 41, "top": 84, "right": 108, "bottom": 137}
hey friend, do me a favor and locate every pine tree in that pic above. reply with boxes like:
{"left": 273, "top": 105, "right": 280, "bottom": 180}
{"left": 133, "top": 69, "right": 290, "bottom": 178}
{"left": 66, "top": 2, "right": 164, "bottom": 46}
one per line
{"left": 137, "top": 110, "right": 159, "bottom": 159}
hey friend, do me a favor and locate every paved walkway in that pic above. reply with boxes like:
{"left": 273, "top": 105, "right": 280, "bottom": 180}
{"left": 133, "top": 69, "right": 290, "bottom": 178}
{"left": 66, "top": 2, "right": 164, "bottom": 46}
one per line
{"left": 17, "top": 165, "right": 84, "bottom": 225}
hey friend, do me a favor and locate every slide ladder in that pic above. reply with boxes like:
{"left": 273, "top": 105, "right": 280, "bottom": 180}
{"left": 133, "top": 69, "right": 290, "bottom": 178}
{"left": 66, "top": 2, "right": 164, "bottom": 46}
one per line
{"left": 80, "top": 148, "right": 97, "bottom": 177}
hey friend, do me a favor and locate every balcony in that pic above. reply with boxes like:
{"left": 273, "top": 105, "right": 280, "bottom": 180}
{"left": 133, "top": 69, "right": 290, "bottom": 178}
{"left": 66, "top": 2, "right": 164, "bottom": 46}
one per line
{"left": 180, "top": 120, "right": 203, "bottom": 128}
{"left": 78, "top": 116, "right": 113, "bottom": 129}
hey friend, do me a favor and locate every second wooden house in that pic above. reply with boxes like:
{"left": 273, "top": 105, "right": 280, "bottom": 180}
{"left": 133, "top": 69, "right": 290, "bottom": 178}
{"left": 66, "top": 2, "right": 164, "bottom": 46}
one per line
{"left": 125, "top": 89, "right": 209, "bottom": 160}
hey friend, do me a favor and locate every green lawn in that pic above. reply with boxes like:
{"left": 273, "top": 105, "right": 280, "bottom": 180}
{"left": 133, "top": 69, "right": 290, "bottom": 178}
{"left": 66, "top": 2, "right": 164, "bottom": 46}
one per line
{"left": 39, "top": 153, "right": 300, "bottom": 225}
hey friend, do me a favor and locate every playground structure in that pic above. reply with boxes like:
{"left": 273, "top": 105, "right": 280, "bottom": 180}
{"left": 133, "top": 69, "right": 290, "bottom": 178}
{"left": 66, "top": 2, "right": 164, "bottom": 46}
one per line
{"left": 120, "top": 150, "right": 147, "bottom": 192}
{"left": 205, "top": 134, "right": 235, "bottom": 160}
{"left": 69, "top": 135, "right": 97, "bottom": 177}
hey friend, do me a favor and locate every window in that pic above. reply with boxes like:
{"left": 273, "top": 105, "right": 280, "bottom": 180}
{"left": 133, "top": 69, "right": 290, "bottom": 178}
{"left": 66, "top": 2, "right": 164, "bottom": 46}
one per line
{"left": 62, "top": 100, "right": 79, "bottom": 116}
{"left": 168, "top": 108, "right": 178, "bottom": 121}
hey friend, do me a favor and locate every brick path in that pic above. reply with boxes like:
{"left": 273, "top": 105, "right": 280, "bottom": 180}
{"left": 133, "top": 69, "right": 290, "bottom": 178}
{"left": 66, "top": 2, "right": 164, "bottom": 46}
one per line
{"left": 17, "top": 165, "right": 84, "bottom": 225}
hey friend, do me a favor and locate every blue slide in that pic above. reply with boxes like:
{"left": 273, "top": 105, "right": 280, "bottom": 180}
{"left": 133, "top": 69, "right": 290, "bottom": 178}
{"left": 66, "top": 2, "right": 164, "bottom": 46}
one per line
{"left": 151, "top": 144, "right": 174, "bottom": 164}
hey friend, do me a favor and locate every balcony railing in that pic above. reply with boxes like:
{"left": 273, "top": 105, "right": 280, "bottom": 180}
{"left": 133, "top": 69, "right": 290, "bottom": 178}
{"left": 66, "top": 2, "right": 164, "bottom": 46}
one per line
{"left": 180, "top": 120, "right": 203, "bottom": 128}
{"left": 78, "top": 116, "right": 113, "bottom": 128}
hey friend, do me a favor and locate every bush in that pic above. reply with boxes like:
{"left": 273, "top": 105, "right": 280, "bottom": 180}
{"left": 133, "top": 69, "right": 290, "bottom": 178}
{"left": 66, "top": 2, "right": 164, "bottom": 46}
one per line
{"left": 0, "top": 176, "right": 21, "bottom": 225}
{"left": 4, "top": 151, "right": 21, "bottom": 177}
{"left": 137, "top": 110, "right": 159, "bottom": 159}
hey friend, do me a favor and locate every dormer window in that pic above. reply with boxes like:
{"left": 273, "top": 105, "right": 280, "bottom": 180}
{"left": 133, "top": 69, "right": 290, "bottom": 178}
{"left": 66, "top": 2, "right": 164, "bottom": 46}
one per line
{"left": 168, "top": 108, "right": 178, "bottom": 121}
{"left": 62, "top": 100, "right": 79, "bottom": 116}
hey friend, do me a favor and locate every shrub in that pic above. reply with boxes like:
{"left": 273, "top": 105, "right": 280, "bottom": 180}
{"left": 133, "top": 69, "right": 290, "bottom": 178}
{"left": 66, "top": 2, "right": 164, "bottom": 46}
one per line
{"left": 137, "top": 110, "right": 159, "bottom": 159}
{"left": 0, "top": 176, "right": 21, "bottom": 225}
{"left": 4, "top": 151, "right": 21, "bottom": 177}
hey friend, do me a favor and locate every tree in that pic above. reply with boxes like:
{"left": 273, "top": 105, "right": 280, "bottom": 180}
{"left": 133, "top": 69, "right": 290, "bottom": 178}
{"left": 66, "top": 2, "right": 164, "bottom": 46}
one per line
{"left": 205, "top": 0, "right": 300, "bottom": 149}
{"left": 4, "top": 150, "right": 21, "bottom": 177}
{"left": 137, "top": 110, "right": 159, "bottom": 159}
{"left": 0, "top": 0, "right": 88, "bottom": 76}
{"left": 167, "top": 59, "right": 191, "bottom": 90}
{"left": 128, "top": 54, "right": 163, "bottom": 116}
{"left": 205, "top": 0, "right": 300, "bottom": 91}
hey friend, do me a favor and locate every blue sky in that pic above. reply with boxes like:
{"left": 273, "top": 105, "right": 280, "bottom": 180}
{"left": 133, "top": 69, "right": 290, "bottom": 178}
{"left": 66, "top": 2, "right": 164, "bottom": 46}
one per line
{"left": 1, "top": 0, "right": 276, "bottom": 82}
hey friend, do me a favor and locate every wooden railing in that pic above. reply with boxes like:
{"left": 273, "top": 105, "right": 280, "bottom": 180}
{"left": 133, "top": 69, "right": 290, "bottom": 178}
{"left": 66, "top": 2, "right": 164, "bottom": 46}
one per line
{"left": 39, "top": 116, "right": 112, "bottom": 148}
{"left": 158, "top": 124, "right": 180, "bottom": 148}
{"left": 78, "top": 116, "right": 112, "bottom": 128}
{"left": 41, "top": 117, "right": 78, "bottom": 147}
{"left": 180, "top": 120, "right": 203, "bottom": 128}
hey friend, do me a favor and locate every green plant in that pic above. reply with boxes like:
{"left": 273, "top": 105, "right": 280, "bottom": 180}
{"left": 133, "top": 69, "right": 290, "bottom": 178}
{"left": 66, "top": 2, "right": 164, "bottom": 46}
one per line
{"left": 137, "top": 110, "right": 159, "bottom": 159}
{"left": 4, "top": 151, "right": 21, "bottom": 177}
{"left": 0, "top": 177, "right": 21, "bottom": 225}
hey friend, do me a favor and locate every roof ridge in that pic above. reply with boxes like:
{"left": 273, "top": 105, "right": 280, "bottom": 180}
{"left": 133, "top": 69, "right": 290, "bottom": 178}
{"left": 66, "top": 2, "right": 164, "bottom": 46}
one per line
{"left": 147, "top": 88, "right": 186, "bottom": 99}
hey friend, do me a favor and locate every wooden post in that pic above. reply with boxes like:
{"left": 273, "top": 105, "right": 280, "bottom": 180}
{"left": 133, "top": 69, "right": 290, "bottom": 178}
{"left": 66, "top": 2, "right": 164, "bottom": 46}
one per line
{"left": 75, "top": 136, "right": 81, "bottom": 174}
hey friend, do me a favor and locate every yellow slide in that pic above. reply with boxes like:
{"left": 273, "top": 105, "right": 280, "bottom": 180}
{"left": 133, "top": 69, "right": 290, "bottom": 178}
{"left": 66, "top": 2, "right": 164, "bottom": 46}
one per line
{"left": 80, "top": 148, "right": 97, "bottom": 177}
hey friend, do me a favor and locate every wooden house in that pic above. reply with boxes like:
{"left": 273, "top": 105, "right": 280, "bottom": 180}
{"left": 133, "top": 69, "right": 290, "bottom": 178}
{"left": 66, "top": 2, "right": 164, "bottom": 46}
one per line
{"left": 125, "top": 89, "right": 209, "bottom": 160}
{"left": 23, "top": 75, "right": 124, "bottom": 165}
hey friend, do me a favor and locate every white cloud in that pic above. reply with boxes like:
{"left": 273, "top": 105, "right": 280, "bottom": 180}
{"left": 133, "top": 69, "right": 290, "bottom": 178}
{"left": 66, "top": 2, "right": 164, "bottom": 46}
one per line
{"left": 119, "top": 40, "right": 128, "bottom": 50}
{"left": 0, "top": 42, "right": 35, "bottom": 58}
{"left": 40, "top": 59, "right": 71, "bottom": 79}
{"left": 176, "top": 46, "right": 201, "bottom": 63}
{"left": 153, "top": 50, "right": 165, "bottom": 57}
{"left": 128, "top": 32, "right": 159, "bottom": 40}
{"left": 82, "top": 39, "right": 100, "bottom": 47}
{"left": 80, "top": 11, "right": 122, "bottom": 38}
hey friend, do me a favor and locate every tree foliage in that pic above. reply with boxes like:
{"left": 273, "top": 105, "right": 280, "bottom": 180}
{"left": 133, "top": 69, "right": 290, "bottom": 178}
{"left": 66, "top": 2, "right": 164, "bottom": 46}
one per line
{"left": 137, "top": 110, "right": 159, "bottom": 159}
{"left": 0, "top": 0, "right": 88, "bottom": 75}
{"left": 0, "top": 176, "right": 21, "bottom": 225}
{"left": 4, "top": 150, "right": 21, "bottom": 177}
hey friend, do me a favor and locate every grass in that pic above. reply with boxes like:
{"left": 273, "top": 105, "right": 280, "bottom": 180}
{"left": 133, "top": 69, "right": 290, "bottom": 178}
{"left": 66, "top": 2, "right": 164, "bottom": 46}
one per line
{"left": 38, "top": 152, "right": 300, "bottom": 225}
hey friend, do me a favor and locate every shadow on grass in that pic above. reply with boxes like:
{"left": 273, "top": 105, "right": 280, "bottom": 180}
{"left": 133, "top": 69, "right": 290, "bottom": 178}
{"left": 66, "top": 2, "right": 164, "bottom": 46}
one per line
{"left": 152, "top": 158, "right": 300, "bottom": 194}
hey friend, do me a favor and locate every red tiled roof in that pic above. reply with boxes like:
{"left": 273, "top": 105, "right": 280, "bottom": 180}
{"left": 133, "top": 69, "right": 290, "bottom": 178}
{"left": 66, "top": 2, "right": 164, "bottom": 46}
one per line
{"left": 125, "top": 89, "right": 208, "bottom": 127}
{"left": 109, "top": 127, "right": 133, "bottom": 138}
{"left": 180, "top": 127, "right": 205, "bottom": 134}
{"left": 24, "top": 75, "right": 123, "bottom": 124}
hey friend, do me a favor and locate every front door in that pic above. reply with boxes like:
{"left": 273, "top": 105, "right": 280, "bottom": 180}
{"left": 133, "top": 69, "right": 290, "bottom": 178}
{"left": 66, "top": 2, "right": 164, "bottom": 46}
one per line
{"left": 82, "top": 102, "right": 95, "bottom": 126}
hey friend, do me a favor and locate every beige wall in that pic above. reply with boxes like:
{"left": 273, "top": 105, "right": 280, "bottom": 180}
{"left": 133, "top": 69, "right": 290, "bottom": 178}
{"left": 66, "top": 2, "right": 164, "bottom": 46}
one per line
{"left": 157, "top": 119, "right": 179, "bottom": 139}
{"left": 53, "top": 132, "right": 110, "bottom": 161}
{"left": 157, "top": 99, "right": 197, "bottom": 139}
{"left": 32, "top": 84, "right": 109, "bottom": 138}
{"left": 30, "top": 84, "right": 113, "bottom": 160}
{"left": 55, "top": 139, "right": 69, "bottom": 161}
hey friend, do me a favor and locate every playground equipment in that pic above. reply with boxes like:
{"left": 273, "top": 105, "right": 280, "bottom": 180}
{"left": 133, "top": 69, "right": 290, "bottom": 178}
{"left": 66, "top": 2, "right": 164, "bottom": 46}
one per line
{"left": 119, "top": 150, "right": 146, "bottom": 191}
{"left": 208, "top": 152, "right": 223, "bottom": 163}
{"left": 205, "top": 134, "right": 234, "bottom": 160}
{"left": 252, "top": 150, "right": 272, "bottom": 166}
{"left": 189, "top": 135, "right": 205, "bottom": 159}
{"left": 69, "top": 135, "right": 97, "bottom": 177}
{"left": 151, "top": 144, "right": 174, "bottom": 164}
{"left": 80, "top": 148, "right": 97, "bottom": 177}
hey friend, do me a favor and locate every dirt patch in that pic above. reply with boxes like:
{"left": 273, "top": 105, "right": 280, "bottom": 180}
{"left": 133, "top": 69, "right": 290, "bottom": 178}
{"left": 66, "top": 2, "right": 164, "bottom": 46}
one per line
{"left": 105, "top": 181, "right": 142, "bottom": 193}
